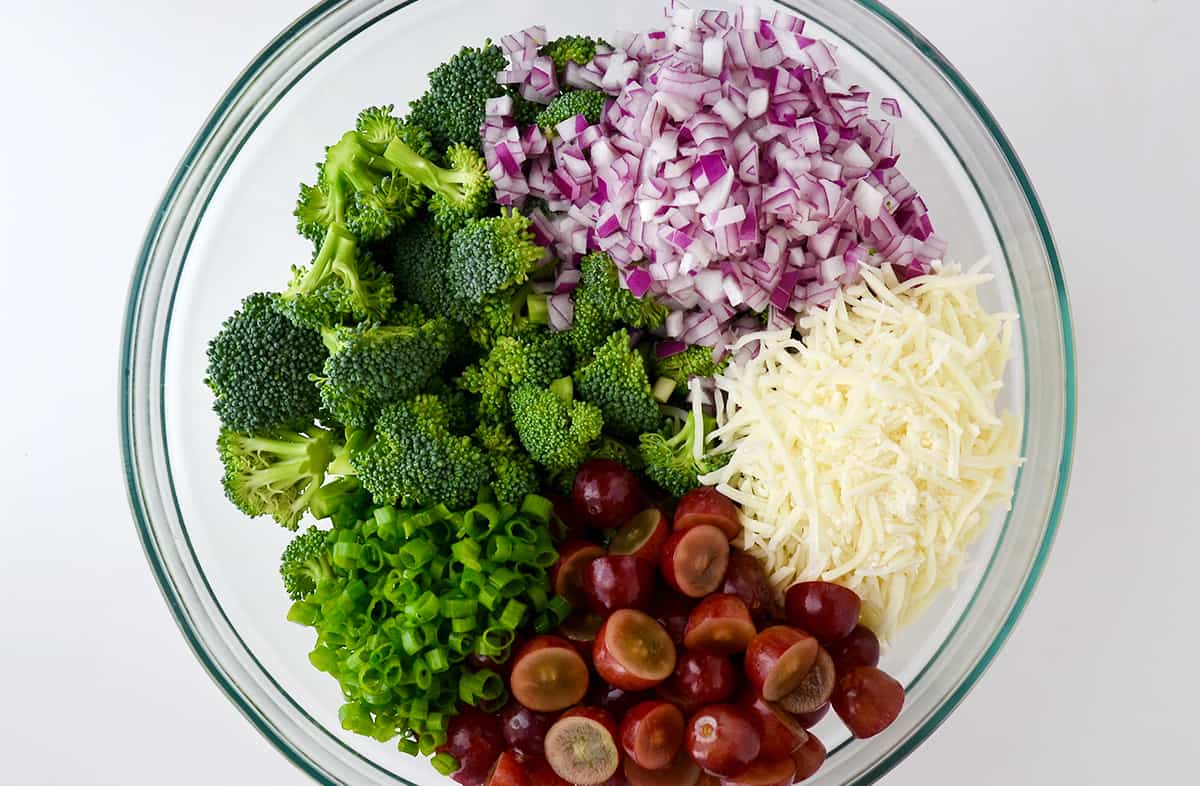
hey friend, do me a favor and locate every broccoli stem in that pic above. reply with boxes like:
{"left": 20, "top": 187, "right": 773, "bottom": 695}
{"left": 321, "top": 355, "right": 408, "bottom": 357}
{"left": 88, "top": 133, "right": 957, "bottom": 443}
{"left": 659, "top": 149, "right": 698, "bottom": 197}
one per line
{"left": 383, "top": 138, "right": 470, "bottom": 199}
{"left": 549, "top": 376, "right": 574, "bottom": 405}
{"left": 527, "top": 294, "right": 550, "bottom": 326}
{"left": 297, "top": 225, "right": 355, "bottom": 295}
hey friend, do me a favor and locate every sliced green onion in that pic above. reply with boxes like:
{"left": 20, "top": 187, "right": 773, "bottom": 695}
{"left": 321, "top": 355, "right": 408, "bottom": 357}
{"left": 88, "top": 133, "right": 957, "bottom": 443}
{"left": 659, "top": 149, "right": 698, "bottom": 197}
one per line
{"left": 332, "top": 541, "right": 362, "bottom": 570}
{"left": 426, "top": 648, "right": 451, "bottom": 674}
{"left": 489, "top": 567, "right": 524, "bottom": 596}
{"left": 451, "top": 616, "right": 477, "bottom": 634}
{"left": 441, "top": 597, "right": 477, "bottom": 619}
{"left": 487, "top": 536, "right": 514, "bottom": 562}
{"left": 398, "top": 737, "right": 420, "bottom": 757}
{"left": 462, "top": 503, "right": 501, "bottom": 539}
{"left": 504, "top": 517, "right": 537, "bottom": 543}
{"left": 287, "top": 600, "right": 318, "bottom": 626}
{"left": 477, "top": 584, "right": 502, "bottom": 612}
{"left": 498, "top": 599, "right": 527, "bottom": 629}
{"left": 451, "top": 539, "right": 483, "bottom": 570}
{"left": 397, "top": 539, "right": 434, "bottom": 569}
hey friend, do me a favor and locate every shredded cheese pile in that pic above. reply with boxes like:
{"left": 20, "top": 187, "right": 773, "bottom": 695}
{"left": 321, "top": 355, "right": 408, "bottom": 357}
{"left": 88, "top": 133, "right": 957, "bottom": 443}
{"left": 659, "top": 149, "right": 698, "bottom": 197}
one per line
{"left": 700, "top": 264, "right": 1022, "bottom": 640}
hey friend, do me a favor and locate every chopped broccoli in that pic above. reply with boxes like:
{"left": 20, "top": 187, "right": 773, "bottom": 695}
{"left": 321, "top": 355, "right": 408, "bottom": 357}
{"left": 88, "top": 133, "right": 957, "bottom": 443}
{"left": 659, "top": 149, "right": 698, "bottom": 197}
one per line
{"left": 408, "top": 42, "right": 509, "bottom": 150}
{"left": 205, "top": 294, "right": 327, "bottom": 434}
{"left": 536, "top": 90, "right": 609, "bottom": 135}
{"left": 551, "top": 435, "right": 642, "bottom": 495}
{"left": 278, "top": 223, "right": 396, "bottom": 328}
{"left": 382, "top": 139, "right": 492, "bottom": 233}
{"left": 447, "top": 209, "right": 546, "bottom": 303}
{"left": 652, "top": 344, "right": 729, "bottom": 387}
{"left": 458, "top": 333, "right": 574, "bottom": 422}
{"left": 468, "top": 283, "right": 552, "bottom": 348}
{"left": 475, "top": 423, "right": 540, "bottom": 505}
{"left": 316, "top": 319, "right": 453, "bottom": 429}
{"left": 217, "top": 426, "right": 344, "bottom": 530}
{"left": 574, "top": 329, "right": 664, "bottom": 439}
{"left": 569, "top": 252, "right": 668, "bottom": 355}
{"left": 638, "top": 412, "right": 730, "bottom": 496}
{"left": 349, "top": 395, "right": 491, "bottom": 510}
{"left": 280, "top": 526, "right": 333, "bottom": 600}
{"left": 510, "top": 377, "right": 604, "bottom": 476}
{"left": 390, "top": 217, "right": 478, "bottom": 323}
{"left": 540, "top": 35, "right": 607, "bottom": 74}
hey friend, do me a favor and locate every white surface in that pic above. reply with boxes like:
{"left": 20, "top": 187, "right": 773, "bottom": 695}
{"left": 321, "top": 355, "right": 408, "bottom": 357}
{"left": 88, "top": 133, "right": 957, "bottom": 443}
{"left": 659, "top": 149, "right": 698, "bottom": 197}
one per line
{"left": 1, "top": 0, "right": 1195, "bottom": 783}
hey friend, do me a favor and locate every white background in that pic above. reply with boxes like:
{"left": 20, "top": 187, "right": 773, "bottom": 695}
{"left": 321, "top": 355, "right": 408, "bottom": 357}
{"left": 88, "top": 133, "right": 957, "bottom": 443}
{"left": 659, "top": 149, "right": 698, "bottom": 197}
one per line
{"left": 2, "top": 0, "right": 1195, "bottom": 783}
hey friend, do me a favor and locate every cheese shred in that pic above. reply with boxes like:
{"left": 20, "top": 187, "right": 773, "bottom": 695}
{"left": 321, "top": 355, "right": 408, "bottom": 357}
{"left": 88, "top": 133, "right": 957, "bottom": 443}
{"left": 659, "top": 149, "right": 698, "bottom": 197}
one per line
{"left": 700, "top": 264, "right": 1022, "bottom": 640}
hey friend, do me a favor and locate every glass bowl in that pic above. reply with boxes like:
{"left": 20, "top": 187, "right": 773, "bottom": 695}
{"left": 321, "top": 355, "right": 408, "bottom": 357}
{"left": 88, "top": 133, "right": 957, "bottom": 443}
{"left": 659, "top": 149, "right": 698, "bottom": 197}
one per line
{"left": 121, "top": 0, "right": 1075, "bottom": 783}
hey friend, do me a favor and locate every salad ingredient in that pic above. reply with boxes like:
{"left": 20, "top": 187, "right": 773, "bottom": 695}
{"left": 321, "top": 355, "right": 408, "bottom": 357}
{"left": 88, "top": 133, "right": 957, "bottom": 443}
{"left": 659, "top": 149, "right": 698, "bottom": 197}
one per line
{"left": 686, "top": 704, "right": 761, "bottom": 777}
{"left": 740, "top": 693, "right": 807, "bottom": 761}
{"left": 704, "top": 266, "right": 1021, "bottom": 638}
{"left": 790, "top": 734, "right": 827, "bottom": 782}
{"left": 500, "top": 703, "right": 557, "bottom": 757}
{"left": 620, "top": 699, "right": 686, "bottom": 770}
{"left": 624, "top": 752, "right": 702, "bottom": 786}
{"left": 510, "top": 379, "right": 605, "bottom": 476}
{"left": 560, "top": 611, "right": 605, "bottom": 657}
{"left": 827, "top": 626, "right": 881, "bottom": 674}
{"left": 682, "top": 594, "right": 755, "bottom": 654}
{"left": 593, "top": 609, "right": 677, "bottom": 691}
{"left": 571, "top": 458, "right": 645, "bottom": 529}
{"left": 651, "top": 346, "right": 727, "bottom": 388}
{"left": 486, "top": 751, "right": 531, "bottom": 786}
{"left": 792, "top": 704, "right": 829, "bottom": 730}
{"left": 536, "top": 90, "right": 609, "bottom": 135}
{"left": 744, "top": 627, "right": 818, "bottom": 702}
{"left": 317, "top": 318, "right": 452, "bottom": 429}
{"left": 589, "top": 683, "right": 648, "bottom": 720}
{"left": 474, "top": 424, "right": 541, "bottom": 506}
{"left": 539, "top": 35, "right": 607, "bottom": 75}
{"left": 383, "top": 138, "right": 492, "bottom": 232}
{"left": 409, "top": 42, "right": 510, "bottom": 150}
{"left": 545, "top": 707, "right": 622, "bottom": 785}
{"left": 638, "top": 413, "right": 729, "bottom": 497}
{"left": 776, "top": 648, "right": 835, "bottom": 715}
{"left": 660, "top": 525, "right": 730, "bottom": 597}
{"left": 567, "top": 252, "right": 668, "bottom": 357}
{"left": 510, "top": 635, "right": 591, "bottom": 712}
{"left": 205, "top": 293, "right": 327, "bottom": 434}
{"left": 523, "top": 755, "right": 574, "bottom": 786}
{"left": 278, "top": 526, "right": 334, "bottom": 600}
{"left": 574, "top": 329, "right": 664, "bottom": 439}
{"left": 583, "top": 555, "right": 657, "bottom": 615}
{"left": 673, "top": 487, "right": 742, "bottom": 542}
{"left": 784, "top": 582, "right": 862, "bottom": 645}
{"left": 649, "top": 591, "right": 696, "bottom": 646}
{"left": 439, "top": 707, "right": 506, "bottom": 785}
{"left": 720, "top": 756, "right": 796, "bottom": 786}
{"left": 670, "top": 650, "right": 738, "bottom": 708}
{"left": 217, "top": 426, "right": 343, "bottom": 530}
{"left": 551, "top": 540, "right": 605, "bottom": 608}
{"left": 447, "top": 211, "right": 547, "bottom": 304}
{"left": 608, "top": 508, "right": 671, "bottom": 561}
{"left": 831, "top": 666, "right": 905, "bottom": 739}
{"left": 459, "top": 333, "right": 572, "bottom": 423}
{"left": 721, "top": 552, "right": 776, "bottom": 627}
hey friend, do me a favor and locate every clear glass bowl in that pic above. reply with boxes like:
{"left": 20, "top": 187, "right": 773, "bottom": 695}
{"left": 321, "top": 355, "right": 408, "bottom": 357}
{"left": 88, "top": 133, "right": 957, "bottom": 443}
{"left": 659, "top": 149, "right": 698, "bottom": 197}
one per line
{"left": 121, "top": 0, "right": 1075, "bottom": 783}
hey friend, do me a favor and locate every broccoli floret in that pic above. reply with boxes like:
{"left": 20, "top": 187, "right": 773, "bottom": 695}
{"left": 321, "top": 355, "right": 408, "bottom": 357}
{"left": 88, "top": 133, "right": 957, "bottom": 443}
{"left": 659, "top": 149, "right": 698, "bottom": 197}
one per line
{"left": 447, "top": 209, "right": 546, "bottom": 304}
{"left": 574, "top": 329, "right": 664, "bottom": 439}
{"left": 536, "top": 90, "right": 608, "bottom": 135}
{"left": 639, "top": 412, "right": 730, "bottom": 496}
{"left": 569, "top": 252, "right": 669, "bottom": 355}
{"left": 349, "top": 396, "right": 491, "bottom": 510}
{"left": 408, "top": 42, "right": 509, "bottom": 150}
{"left": 278, "top": 223, "right": 396, "bottom": 328}
{"left": 391, "top": 218, "right": 478, "bottom": 323}
{"left": 540, "top": 35, "right": 607, "bottom": 74}
{"left": 470, "top": 283, "right": 552, "bottom": 348}
{"left": 383, "top": 139, "right": 492, "bottom": 233}
{"left": 280, "top": 526, "right": 334, "bottom": 600}
{"left": 551, "top": 435, "right": 642, "bottom": 495}
{"left": 475, "top": 424, "right": 540, "bottom": 505}
{"left": 205, "top": 294, "right": 327, "bottom": 434}
{"left": 652, "top": 344, "right": 729, "bottom": 387}
{"left": 316, "top": 319, "right": 452, "bottom": 429}
{"left": 295, "top": 107, "right": 430, "bottom": 245}
{"left": 217, "top": 426, "right": 344, "bottom": 530}
{"left": 511, "top": 378, "right": 604, "bottom": 475}
{"left": 458, "top": 333, "right": 574, "bottom": 422}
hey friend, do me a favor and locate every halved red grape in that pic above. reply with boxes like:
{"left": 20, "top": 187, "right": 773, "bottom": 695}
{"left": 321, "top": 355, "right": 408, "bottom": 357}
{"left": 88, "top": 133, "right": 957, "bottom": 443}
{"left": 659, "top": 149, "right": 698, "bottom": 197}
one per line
{"left": 721, "top": 551, "right": 777, "bottom": 626}
{"left": 739, "top": 691, "right": 808, "bottom": 761}
{"left": 792, "top": 703, "right": 829, "bottom": 729}
{"left": 744, "top": 627, "right": 818, "bottom": 701}
{"left": 685, "top": 704, "right": 761, "bottom": 777}
{"left": 543, "top": 490, "right": 587, "bottom": 542}
{"left": 523, "top": 756, "right": 572, "bottom": 786}
{"left": 500, "top": 702, "right": 557, "bottom": 757}
{"left": 661, "top": 525, "right": 729, "bottom": 598}
{"left": 649, "top": 591, "right": 696, "bottom": 646}
{"left": 510, "top": 636, "right": 590, "bottom": 712}
{"left": 559, "top": 611, "right": 605, "bottom": 659}
{"left": 620, "top": 699, "right": 685, "bottom": 770}
{"left": 671, "top": 650, "right": 738, "bottom": 707}
{"left": 831, "top": 666, "right": 904, "bottom": 739}
{"left": 573, "top": 459, "right": 644, "bottom": 530}
{"left": 790, "top": 734, "right": 826, "bottom": 782}
{"left": 827, "top": 625, "right": 880, "bottom": 674}
{"left": 783, "top": 582, "right": 861, "bottom": 644}
{"left": 589, "top": 682, "right": 649, "bottom": 719}
{"left": 719, "top": 756, "right": 796, "bottom": 786}
{"left": 438, "top": 707, "right": 505, "bottom": 786}
{"left": 584, "top": 555, "right": 657, "bottom": 615}
{"left": 624, "top": 752, "right": 701, "bottom": 786}
{"left": 552, "top": 540, "right": 606, "bottom": 609}
{"left": 545, "top": 706, "right": 621, "bottom": 785}
{"left": 594, "top": 609, "right": 676, "bottom": 691}
{"left": 673, "top": 487, "right": 742, "bottom": 540}
{"left": 683, "top": 594, "right": 756, "bottom": 654}
{"left": 776, "top": 648, "right": 835, "bottom": 715}
{"left": 486, "top": 751, "right": 531, "bottom": 786}
{"left": 609, "top": 508, "right": 671, "bottom": 562}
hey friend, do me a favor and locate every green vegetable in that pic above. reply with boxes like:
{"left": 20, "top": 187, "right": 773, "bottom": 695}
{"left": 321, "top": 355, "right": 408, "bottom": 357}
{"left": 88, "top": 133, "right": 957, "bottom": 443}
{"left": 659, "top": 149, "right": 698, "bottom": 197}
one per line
{"left": 447, "top": 210, "right": 546, "bottom": 304}
{"left": 638, "top": 412, "right": 731, "bottom": 496}
{"left": 510, "top": 377, "right": 604, "bottom": 475}
{"left": 382, "top": 140, "right": 492, "bottom": 233}
{"left": 391, "top": 217, "right": 477, "bottom": 323}
{"left": 469, "top": 283, "right": 552, "bottom": 348}
{"left": 457, "top": 332, "right": 574, "bottom": 422}
{"left": 475, "top": 424, "right": 540, "bottom": 505}
{"left": 278, "top": 222, "right": 396, "bottom": 329}
{"left": 205, "top": 293, "right": 327, "bottom": 434}
{"left": 569, "top": 252, "right": 668, "bottom": 355}
{"left": 217, "top": 426, "right": 345, "bottom": 530}
{"left": 653, "top": 344, "right": 729, "bottom": 387}
{"left": 540, "top": 35, "right": 607, "bottom": 74}
{"left": 286, "top": 496, "right": 558, "bottom": 750}
{"left": 574, "top": 329, "right": 664, "bottom": 439}
{"left": 317, "top": 319, "right": 453, "bottom": 429}
{"left": 408, "top": 42, "right": 510, "bottom": 150}
{"left": 536, "top": 90, "right": 609, "bottom": 135}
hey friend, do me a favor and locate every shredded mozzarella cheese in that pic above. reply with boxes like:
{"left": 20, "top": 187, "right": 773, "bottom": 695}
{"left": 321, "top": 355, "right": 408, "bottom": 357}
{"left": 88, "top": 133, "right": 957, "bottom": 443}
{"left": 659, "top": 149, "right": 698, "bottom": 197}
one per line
{"left": 699, "top": 264, "right": 1022, "bottom": 640}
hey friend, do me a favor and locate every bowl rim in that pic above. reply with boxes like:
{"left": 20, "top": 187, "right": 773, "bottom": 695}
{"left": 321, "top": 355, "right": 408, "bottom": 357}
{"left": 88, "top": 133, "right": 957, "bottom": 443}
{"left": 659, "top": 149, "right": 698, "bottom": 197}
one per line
{"left": 120, "top": 0, "right": 1076, "bottom": 783}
